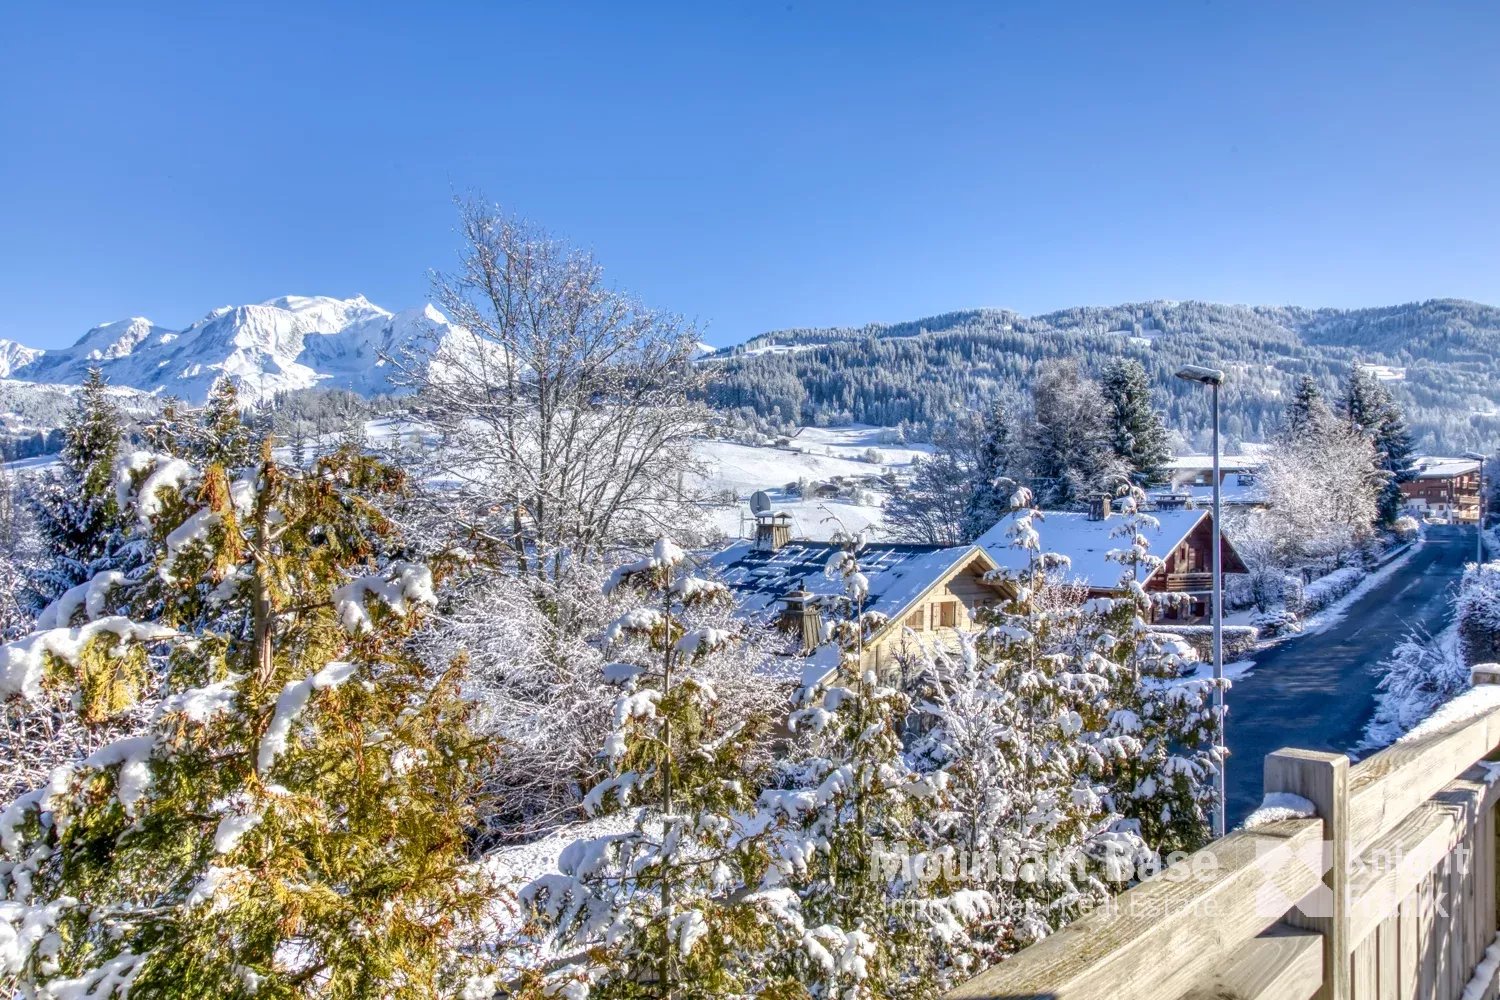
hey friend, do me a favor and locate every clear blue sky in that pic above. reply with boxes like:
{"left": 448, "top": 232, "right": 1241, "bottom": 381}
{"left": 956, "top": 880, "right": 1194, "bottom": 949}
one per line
{"left": 4, "top": 2, "right": 1498, "bottom": 349}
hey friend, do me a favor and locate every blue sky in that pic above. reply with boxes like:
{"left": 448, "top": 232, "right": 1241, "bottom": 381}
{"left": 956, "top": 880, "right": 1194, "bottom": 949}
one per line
{"left": 4, "top": 2, "right": 1498, "bottom": 349}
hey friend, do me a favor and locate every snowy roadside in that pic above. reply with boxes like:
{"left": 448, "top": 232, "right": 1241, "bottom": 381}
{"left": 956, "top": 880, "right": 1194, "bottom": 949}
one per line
{"left": 1168, "top": 542, "right": 1424, "bottom": 695}
{"left": 1172, "top": 658, "right": 1257, "bottom": 687}
{"left": 1261, "top": 540, "right": 1423, "bottom": 650}
{"left": 1355, "top": 624, "right": 1463, "bottom": 752}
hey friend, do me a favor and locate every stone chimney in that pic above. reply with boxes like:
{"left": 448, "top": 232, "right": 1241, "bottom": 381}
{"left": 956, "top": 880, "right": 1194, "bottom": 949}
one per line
{"left": 754, "top": 511, "right": 793, "bottom": 552}
{"left": 780, "top": 583, "right": 823, "bottom": 655}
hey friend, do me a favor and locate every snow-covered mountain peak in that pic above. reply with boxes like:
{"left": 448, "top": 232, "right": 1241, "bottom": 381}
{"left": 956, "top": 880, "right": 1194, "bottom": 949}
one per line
{"left": 0, "top": 339, "right": 45, "bottom": 379}
{"left": 69, "top": 316, "right": 168, "bottom": 362}
{"left": 8, "top": 294, "right": 465, "bottom": 403}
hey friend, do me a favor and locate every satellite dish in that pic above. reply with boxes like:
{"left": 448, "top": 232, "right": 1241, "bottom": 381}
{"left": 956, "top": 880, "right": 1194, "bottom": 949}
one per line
{"left": 750, "top": 490, "right": 772, "bottom": 515}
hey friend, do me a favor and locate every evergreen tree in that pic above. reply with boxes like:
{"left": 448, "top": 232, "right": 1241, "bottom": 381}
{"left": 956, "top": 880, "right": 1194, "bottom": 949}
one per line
{"left": 23, "top": 367, "right": 129, "bottom": 611}
{"left": 198, "top": 376, "right": 255, "bottom": 469}
{"left": 1338, "top": 364, "right": 1387, "bottom": 435}
{"left": 1025, "top": 361, "right": 1126, "bottom": 510}
{"left": 1283, "top": 375, "right": 1328, "bottom": 441}
{"left": 523, "top": 538, "right": 777, "bottom": 998}
{"left": 961, "top": 401, "right": 1022, "bottom": 542}
{"left": 142, "top": 396, "right": 190, "bottom": 457}
{"left": 1339, "top": 366, "right": 1414, "bottom": 526}
{"left": 1097, "top": 495, "right": 1218, "bottom": 850}
{"left": 1099, "top": 358, "right": 1170, "bottom": 485}
{"left": 755, "top": 534, "right": 986, "bottom": 998}
{"left": 0, "top": 443, "right": 502, "bottom": 998}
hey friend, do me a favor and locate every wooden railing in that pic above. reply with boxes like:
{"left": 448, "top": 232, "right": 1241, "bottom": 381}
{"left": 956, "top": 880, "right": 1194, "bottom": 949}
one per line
{"left": 948, "top": 664, "right": 1500, "bottom": 1000}
{"left": 1164, "top": 572, "right": 1215, "bottom": 591}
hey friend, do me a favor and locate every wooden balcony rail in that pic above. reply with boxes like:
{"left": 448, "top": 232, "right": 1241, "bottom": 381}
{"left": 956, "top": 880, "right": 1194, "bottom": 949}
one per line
{"left": 947, "top": 664, "right": 1500, "bottom": 1000}
{"left": 1164, "top": 572, "right": 1215, "bottom": 591}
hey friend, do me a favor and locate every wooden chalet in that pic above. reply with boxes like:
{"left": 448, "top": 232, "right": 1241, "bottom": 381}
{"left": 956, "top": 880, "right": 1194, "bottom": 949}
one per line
{"left": 975, "top": 500, "right": 1248, "bottom": 623}
{"left": 1401, "top": 456, "right": 1482, "bottom": 523}
{"left": 709, "top": 512, "right": 1012, "bottom": 688}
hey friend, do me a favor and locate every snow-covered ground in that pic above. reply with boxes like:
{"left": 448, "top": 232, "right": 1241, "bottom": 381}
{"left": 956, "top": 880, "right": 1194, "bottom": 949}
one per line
{"left": 695, "top": 440, "right": 884, "bottom": 496}
{"left": 788, "top": 425, "right": 935, "bottom": 466}
{"left": 693, "top": 425, "right": 939, "bottom": 542}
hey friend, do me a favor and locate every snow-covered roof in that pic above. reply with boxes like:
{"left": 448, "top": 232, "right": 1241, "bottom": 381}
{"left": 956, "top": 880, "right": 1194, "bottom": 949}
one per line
{"left": 1411, "top": 456, "right": 1481, "bottom": 480}
{"left": 976, "top": 508, "right": 1213, "bottom": 590}
{"left": 708, "top": 540, "right": 988, "bottom": 624}
{"left": 1165, "top": 454, "right": 1264, "bottom": 472}
{"left": 1147, "top": 478, "right": 1264, "bottom": 507}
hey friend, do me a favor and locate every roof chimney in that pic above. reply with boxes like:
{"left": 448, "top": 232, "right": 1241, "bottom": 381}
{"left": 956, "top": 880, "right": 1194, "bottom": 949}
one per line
{"left": 780, "top": 583, "right": 823, "bottom": 655}
{"left": 754, "top": 511, "right": 793, "bottom": 552}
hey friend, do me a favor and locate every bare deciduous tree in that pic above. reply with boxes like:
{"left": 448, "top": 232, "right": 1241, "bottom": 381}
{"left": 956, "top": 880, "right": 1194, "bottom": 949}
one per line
{"left": 390, "top": 198, "right": 713, "bottom": 573}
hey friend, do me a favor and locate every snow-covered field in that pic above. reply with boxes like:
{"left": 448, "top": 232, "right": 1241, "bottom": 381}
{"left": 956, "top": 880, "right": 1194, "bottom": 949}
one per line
{"left": 694, "top": 425, "right": 937, "bottom": 542}
{"left": 788, "top": 425, "right": 935, "bottom": 466}
{"left": 7, "top": 420, "right": 924, "bottom": 549}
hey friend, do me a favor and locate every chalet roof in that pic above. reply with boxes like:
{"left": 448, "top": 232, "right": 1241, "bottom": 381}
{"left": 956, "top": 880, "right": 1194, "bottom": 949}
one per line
{"left": 1147, "top": 478, "right": 1264, "bottom": 507}
{"left": 976, "top": 508, "right": 1215, "bottom": 590}
{"left": 1411, "top": 457, "right": 1481, "bottom": 480}
{"left": 708, "top": 539, "right": 983, "bottom": 623}
{"left": 1165, "top": 454, "right": 1265, "bottom": 472}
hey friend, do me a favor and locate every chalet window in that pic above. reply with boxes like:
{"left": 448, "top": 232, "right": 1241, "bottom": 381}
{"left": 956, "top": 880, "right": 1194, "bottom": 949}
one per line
{"left": 939, "top": 602, "right": 957, "bottom": 628}
{"left": 905, "top": 609, "right": 924, "bottom": 629}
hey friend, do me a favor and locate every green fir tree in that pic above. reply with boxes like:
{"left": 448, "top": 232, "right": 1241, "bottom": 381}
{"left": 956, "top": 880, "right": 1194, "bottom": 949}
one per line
{"left": 1099, "top": 358, "right": 1170, "bottom": 486}
{"left": 0, "top": 441, "right": 502, "bottom": 999}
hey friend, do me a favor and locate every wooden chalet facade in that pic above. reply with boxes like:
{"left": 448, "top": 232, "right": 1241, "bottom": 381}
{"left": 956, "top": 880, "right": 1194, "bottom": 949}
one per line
{"left": 976, "top": 504, "right": 1248, "bottom": 623}
{"left": 709, "top": 513, "right": 1012, "bottom": 688}
{"left": 1400, "top": 457, "right": 1482, "bottom": 523}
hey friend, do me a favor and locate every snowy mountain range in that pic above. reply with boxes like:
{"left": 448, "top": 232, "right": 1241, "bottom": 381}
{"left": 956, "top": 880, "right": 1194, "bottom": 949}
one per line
{"left": 2, "top": 295, "right": 460, "bottom": 403}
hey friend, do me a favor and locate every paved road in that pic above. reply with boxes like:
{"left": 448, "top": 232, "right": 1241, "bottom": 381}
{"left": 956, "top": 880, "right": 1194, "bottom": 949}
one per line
{"left": 1223, "top": 525, "right": 1477, "bottom": 827}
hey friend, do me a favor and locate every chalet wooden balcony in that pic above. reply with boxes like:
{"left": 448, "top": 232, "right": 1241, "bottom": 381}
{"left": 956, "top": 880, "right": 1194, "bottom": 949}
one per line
{"left": 1163, "top": 571, "right": 1213, "bottom": 591}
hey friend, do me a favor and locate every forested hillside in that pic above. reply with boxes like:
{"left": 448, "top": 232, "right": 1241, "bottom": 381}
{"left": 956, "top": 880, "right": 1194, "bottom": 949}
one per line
{"left": 704, "top": 299, "right": 1500, "bottom": 451}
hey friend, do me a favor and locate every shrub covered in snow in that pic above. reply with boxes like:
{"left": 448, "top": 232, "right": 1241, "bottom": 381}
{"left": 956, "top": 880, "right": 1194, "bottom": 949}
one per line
{"left": 1458, "top": 561, "right": 1500, "bottom": 667}
{"left": 1297, "top": 566, "right": 1365, "bottom": 616}
{"left": 1250, "top": 607, "right": 1302, "bottom": 638}
{"left": 1365, "top": 628, "right": 1471, "bottom": 747}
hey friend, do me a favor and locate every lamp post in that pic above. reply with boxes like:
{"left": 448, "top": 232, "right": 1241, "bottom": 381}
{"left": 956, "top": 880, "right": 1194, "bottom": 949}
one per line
{"left": 1177, "top": 364, "right": 1227, "bottom": 838}
{"left": 1464, "top": 451, "right": 1488, "bottom": 563}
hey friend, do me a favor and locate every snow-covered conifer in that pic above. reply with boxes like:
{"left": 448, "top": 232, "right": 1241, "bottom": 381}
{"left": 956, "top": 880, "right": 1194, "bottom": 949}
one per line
{"left": 1100, "top": 358, "right": 1170, "bottom": 486}
{"left": 1024, "top": 361, "right": 1128, "bottom": 510}
{"left": 904, "top": 487, "right": 1157, "bottom": 964}
{"left": 198, "top": 376, "right": 255, "bottom": 469}
{"left": 23, "top": 367, "right": 132, "bottom": 612}
{"left": 747, "top": 535, "right": 986, "bottom": 998}
{"left": 522, "top": 537, "right": 777, "bottom": 998}
{"left": 0, "top": 442, "right": 502, "bottom": 998}
{"left": 1097, "top": 494, "right": 1217, "bottom": 851}
{"left": 141, "top": 395, "right": 190, "bottom": 458}
{"left": 1339, "top": 365, "right": 1414, "bottom": 526}
{"left": 961, "top": 400, "right": 1023, "bottom": 542}
{"left": 1283, "top": 374, "right": 1329, "bottom": 441}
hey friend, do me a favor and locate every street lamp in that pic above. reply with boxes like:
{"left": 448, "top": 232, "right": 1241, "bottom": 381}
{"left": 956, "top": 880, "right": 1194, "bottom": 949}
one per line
{"left": 1463, "top": 451, "right": 1488, "bottom": 564}
{"left": 1177, "top": 364, "right": 1227, "bottom": 838}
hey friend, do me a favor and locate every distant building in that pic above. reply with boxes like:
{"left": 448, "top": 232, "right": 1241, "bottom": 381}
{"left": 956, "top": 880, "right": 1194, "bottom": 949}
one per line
{"left": 1164, "top": 454, "right": 1264, "bottom": 488}
{"left": 975, "top": 501, "right": 1248, "bottom": 623}
{"left": 1149, "top": 454, "right": 1267, "bottom": 510}
{"left": 1400, "top": 457, "right": 1482, "bottom": 523}
{"left": 709, "top": 512, "right": 1011, "bottom": 688}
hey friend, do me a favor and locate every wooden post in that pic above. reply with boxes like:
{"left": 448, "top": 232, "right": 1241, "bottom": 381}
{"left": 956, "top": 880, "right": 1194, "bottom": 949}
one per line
{"left": 1266, "top": 748, "right": 1351, "bottom": 1000}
